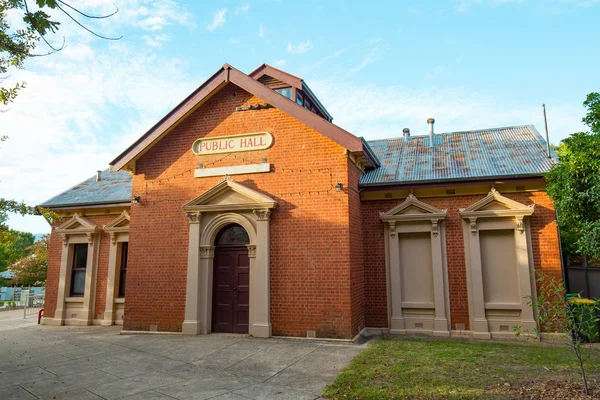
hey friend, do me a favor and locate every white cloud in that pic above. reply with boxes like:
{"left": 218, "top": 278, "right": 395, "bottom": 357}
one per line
{"left": 258, "top": 24, "right": 267, "bottom": 38}
{"left": 287, "top": 41, "right": 313, "bottom": 54}
{"left": 142, "top": 33, "right": 171, "bottom": 48}
{"left": 236, "top": 3, "right": 250, "bottom": 13}
{"left": 310, "top": 77, "right": 586, "bottom": 145}
{"left": 207, "top": 8, "right": 227, "bottom": 31}
{"left": 127, "top": 0, "right": 196, "bottom": 31}
{"left": 0, "top": 1, "right": 197, "bottom": 234}
{"left": 424, "top": 65, "right": 446, "bottom": 80}
{"left": 350, "top": 46, "right": 386, "bottom": 72}
{"left": 274, "top": 59, "right": 287, "bottom": 67}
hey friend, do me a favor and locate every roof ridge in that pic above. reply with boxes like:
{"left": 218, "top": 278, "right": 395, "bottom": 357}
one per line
{"left": 366, "top": 124, "right": 534, "bottom": 143}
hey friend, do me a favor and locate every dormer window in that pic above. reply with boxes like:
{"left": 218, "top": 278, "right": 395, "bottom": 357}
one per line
{"left": 275, "top": 87, "right": 292, "bottom": 99}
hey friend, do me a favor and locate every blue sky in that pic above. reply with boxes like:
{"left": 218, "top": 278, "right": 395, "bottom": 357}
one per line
{"left": 1, "top": 0, "right": 599, "bottom": 234}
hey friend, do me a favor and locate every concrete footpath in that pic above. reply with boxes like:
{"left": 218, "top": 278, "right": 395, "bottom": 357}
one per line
{"left": 0, "top": 310, "right": 364, "bottom": 399}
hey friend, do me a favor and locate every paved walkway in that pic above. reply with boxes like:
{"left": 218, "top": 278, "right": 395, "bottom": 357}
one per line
{"left": 0, "top": 310, "right": 364, "bottom": 399}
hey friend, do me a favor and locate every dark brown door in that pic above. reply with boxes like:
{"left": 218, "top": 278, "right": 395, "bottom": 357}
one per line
{"left": 212, "top": 245, "right": 250, "bottom": 333}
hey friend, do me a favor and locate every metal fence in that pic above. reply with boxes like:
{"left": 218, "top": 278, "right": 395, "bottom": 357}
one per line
{"left": 23, "top": 292, "right": 45, "bottom": 319}
{"left": 565, "top": 254, "right": 600, "bottom": 299}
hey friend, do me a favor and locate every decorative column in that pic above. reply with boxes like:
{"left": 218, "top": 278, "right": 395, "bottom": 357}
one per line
{"left": 466, "top": 217, "right": 491, "bottom": 339}
{"left": 515, "top": 217, "right": 537, "bottom": 332}
{"left": 198, "top": 245, "right": 214, "bottom": 334}
{"left": 81, "top": 233, "right": 99, "bottom": 325}
{"left": 430, "top": 219, "right": 450, "bottom": 337}
{"left": 102, "top": 234, "right": 118, "bottom": 326}
{"left": 53, "top": 235, "right": 70, "bottom": 325}
{"left": 388, "top": 221, "right": 405, "bottom": 334}
{"left": 182, "top": 211, "right": 202, "bottom": 335}
{"left": 252, "top": 209, "right": 271, "bottom": 338}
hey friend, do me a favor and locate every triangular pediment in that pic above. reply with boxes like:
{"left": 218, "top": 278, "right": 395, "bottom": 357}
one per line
{"left": 459, "top": 188, "right": 534, "bottom": 218}
{"left": 381, "top": 194, "right": 447, "bottom": 222}
{"left": 104, "top": 211, "right": 130, "bottom": 232}
{"left": 183, "top": 176, "right": 277, "bottom": 212}
{"left": 109, "top": 64, "right": 375, "bottom": 174}
{"left": 55, "top": 213, "right": 98, "bottom": 235}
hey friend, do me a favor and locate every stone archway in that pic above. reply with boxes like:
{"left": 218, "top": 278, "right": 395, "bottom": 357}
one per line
{"left": 181, "top": 176, "right": 276, "bottom": 338}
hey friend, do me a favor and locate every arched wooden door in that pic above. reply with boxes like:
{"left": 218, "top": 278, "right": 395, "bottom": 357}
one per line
{"left": 212, "top": 224, "right": 250, "bottom": 333}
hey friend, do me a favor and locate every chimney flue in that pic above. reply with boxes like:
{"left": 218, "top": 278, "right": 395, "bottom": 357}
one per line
{"left": 427, "top": 118, "right": 435, "bottom": 147}
{"left": 403, "top": 128, "right": 410, "bottom": 139}
{"left": 96, "top": 170, "right": 102, "bottom": 182}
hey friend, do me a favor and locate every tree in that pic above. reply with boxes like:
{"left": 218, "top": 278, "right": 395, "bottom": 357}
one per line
{"left": 0, "top": 229, "right": 34, "bottom": 271}
{"left": 1, "top": 1, "right": 118, "bottom": 243}
{"left": 546, "top": 92, "right": 600, "bottom": 258}
{"left": 515, "top": 272, "right": 599, "bottom": 395}
{"left": 9, "top": 234, "right": 47, "bottom": 286}
{"left": 1, "top": 0, "right": 120, "bottom": 105}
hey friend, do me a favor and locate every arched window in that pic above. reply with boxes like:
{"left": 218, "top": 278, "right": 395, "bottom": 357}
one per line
{"left": 216, "top": 224, "right": 250, "bottom": 245}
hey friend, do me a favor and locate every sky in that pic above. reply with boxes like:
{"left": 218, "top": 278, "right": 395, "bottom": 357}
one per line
{"left": 1, "top": 0, "right": 599, "bottom": 234}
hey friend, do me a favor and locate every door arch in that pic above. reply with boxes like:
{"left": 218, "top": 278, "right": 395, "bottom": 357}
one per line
{"left": 212, "top": 224, "right": 250, "bottom": 333}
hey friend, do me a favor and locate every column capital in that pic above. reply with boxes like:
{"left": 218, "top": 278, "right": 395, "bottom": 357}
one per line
{"left": 86, "top": 232, "right": 95, "bottom": 246}
{"left": 515, "top": 216, "right": 525, "bottom": 234}
{"left": 253, "top": 209, "right": 271, "bottom": 221}
{"left": 469, "top": 217, "right": 478, "bottom": 236}
{"left": 199, "top": 245, "right": 215, "bottom": 259}
{"left": 388, "top": 221, "right": 396, "bottom": 238}
{"left": 431, "top": 219, "right": 439, "bottom": 238}
{"left": 186, "top": 211, "right": 202, "bottom": 224}
{"left": 246, "top": 244, "right": 257, "bottom": 258}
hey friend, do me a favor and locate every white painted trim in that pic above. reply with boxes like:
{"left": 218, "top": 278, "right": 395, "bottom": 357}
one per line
{"left": 64, "top": 297, "right": 84, "bottom": 303}
{"left": 194, "top": 163, "right": 270, "bottom": 178}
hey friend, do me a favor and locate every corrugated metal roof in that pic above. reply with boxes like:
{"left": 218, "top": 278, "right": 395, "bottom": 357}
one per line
{"left": 360, "top": 125, "right": 557, "bottom": 186}
{"left": 39, "top": 169, "right": 132, "bottom": 208}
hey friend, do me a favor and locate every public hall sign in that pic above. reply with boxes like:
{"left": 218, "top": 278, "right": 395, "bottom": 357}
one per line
{"left": 192, "top": 132, "right": 274, "bottom": 155}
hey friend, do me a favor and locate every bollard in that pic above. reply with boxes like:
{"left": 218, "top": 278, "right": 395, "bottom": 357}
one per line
{"left": 38, "top": 309, "right": 44, "bottom": 324}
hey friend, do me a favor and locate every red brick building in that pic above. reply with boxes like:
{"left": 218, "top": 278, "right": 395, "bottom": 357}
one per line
{"left": 40, "top": 63, "right": 561, "bottom": 339}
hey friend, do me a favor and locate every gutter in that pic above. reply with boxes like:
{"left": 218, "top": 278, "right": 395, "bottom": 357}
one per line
{"left": 359, "top": 173, "right": 546, "bottom": 190}
{"left": 360, "top": 137, "right": 381, "bottom": 168}
{"left": 40, "top": 200, "right": 131, "bottom": 210}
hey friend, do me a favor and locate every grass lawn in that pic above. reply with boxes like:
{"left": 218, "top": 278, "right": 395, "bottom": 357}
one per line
{"left": 323, "top": 336, "right": 600, "bottom": 399}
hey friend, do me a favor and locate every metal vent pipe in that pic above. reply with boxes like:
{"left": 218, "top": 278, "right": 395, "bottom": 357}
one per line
{"left": 427, "top": 118, "right": 435, "bottom": 148}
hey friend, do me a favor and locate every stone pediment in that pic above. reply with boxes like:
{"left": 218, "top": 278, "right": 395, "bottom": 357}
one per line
{"left": 183, "top": 176, "right": 277, "bottom": 213}
{"left": 104, "top": 210, "right": 130, "bottom": 230}
{"left": 55, "top": 213, "right": 98, "bottom": 245}
{"left": 380, "top": 194, "right": 447, "bottom": 222}
{"left": 55, "top": 213, "right": 98, "bottom": 234}
{"left": 104, "top": 211, "right": 130, "bottom": 243}
{"left": 459, "top": 188, "right": 534, "bottom": 219}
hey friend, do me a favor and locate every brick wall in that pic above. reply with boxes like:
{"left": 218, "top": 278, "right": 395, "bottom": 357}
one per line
{"left": 45, "top": 214, "right": 116, "bottom": 320}
{"left": 348, "top": 160, "right": 365, "bottom": 335}
{"left": 125, "top": 83, "right": 358, "bottom": 338}
{"left": 361, "top": 190, "right": 562, "bottom": 330}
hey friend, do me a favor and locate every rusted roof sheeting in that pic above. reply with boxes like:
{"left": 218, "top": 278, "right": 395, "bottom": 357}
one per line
{"left": 360, "top": 125, "right": 557, "bottom": 186}
{"left": 39, "top": 169, "right": 132, "bottom": 208}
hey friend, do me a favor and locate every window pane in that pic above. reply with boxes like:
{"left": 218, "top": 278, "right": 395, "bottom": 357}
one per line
{"left": 73, "top": 244, "right": 88, "bottom": 269}
{"left": 296, "top": 93, "right": 303, "bottom": 105}
{"left": 120, "top": 242, "right": 128, "bottom": 270}
{"left": 71, "top": 270, "right": 86, "bottom": 295}
{"left": 275, "top": 87, "right": 292, "bottom": 99}
{"left": 216, "top": 224, "right": 250, "bottom": 244}
{"left": 119, "top": 270, "right": 127, "bottom": 297}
